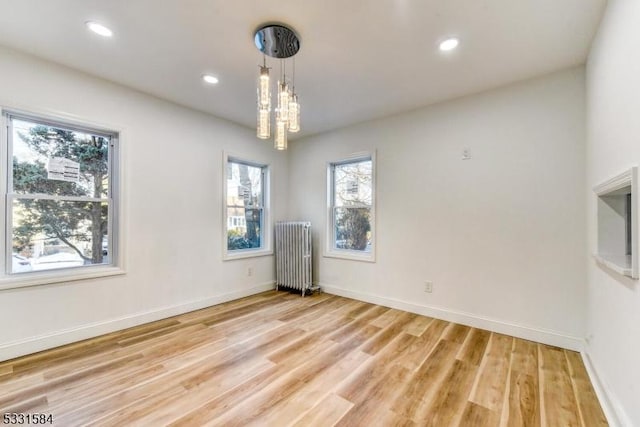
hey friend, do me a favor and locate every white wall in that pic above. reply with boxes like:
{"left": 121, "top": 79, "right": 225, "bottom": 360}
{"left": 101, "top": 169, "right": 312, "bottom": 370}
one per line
{"left": 289, "top": 68, "right": 587, "bottom": 349}
{"left": 0, "top": 46, "right": 288, "bottom": 361}
{"left": 586, "top": 0, "right": 640, "bottom": 425}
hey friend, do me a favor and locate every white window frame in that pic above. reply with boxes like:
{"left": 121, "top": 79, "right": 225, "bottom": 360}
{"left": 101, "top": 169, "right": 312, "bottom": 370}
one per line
{"left": 0, "top": 108, "right": 125, "bottom": 290}
{"left": 222, "top": 152, "right": 272, "bottom": 260}
{"left": 325, "top": 152, "right": 376, "bottom": 262}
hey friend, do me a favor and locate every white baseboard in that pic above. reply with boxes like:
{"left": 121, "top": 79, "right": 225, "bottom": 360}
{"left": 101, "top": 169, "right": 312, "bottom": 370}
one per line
{"left": 321, "top": 284, "right": 583, "bottom": 351}
{"left": 0, "top": 282, "right": 275, "bottom": 362}
{"left": 581, "top": 350, "right": 632, "bottom": 427}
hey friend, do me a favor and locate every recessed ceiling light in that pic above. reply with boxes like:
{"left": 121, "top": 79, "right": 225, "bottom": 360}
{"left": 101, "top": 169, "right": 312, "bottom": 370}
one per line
{"left": 202, "top": 74, "right": 219, "bottom": 85}
{"left": 86, "top": 21, "right": 113, "bottom": 37}
{"left": 439, "top": 38, "right": 459, "bottom": 52}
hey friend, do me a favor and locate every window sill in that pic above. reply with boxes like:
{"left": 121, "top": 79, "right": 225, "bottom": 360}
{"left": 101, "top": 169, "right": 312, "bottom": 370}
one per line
{"left": 593, "top": 253, "right": 634, "bottom": 278}
{"left": 0, "top": 266, "right": 126, "bottom": 291}
{"left": 223, "top": 248, "right": 273, "bottom": 261}
{"left": 323, "top": 249, "right": 376, "bottom": 263}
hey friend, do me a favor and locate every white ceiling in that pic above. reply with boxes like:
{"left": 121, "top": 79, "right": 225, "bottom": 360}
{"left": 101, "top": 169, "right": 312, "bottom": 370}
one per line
{"left": 0, "top": 0, "right": 606, "bottom": 139}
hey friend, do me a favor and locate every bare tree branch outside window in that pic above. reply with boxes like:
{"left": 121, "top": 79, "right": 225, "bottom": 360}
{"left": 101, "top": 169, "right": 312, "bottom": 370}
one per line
{"left": 332, "top": 159, "right": 372, "bottom": 251}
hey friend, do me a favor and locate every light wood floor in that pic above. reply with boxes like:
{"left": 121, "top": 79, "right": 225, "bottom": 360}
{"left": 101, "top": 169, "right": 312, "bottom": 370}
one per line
{"left": 0, "top": 291, "right": 607, "bottom": 426}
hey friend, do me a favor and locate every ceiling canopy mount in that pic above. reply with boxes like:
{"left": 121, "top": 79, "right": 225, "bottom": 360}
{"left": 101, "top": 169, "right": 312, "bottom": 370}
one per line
{"left": 254, "top": 24, "right": 300, "bottom": 59}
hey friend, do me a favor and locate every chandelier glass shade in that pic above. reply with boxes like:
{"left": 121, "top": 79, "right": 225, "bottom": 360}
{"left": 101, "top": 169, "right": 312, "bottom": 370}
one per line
{"left": 276, "top": 81, "right": 290, "bottom": 123}
{"left": 288, "top": 94, "right": 300, "bottom": 133}
{"left": 256, "top": 65, "right": 270, "bottom": 139}
{"left": 254, "top": 24, "right": 301, "bottom": 149}
{"left": 274, "top": 118, "right": 287, "bottom": 150}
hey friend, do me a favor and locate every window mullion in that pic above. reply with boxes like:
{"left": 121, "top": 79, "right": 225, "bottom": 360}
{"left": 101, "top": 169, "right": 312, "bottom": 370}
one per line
{"left": 339, "top": 203, "right": 371, "bottom": 209}
{"left": 107, "top": 135, "right": 114, "bottom": 199}
{"left": 9, "top": 194, "right": 109, "bottom": 203}
{"left": 7, "top": 115, "right": 14, "bottom": 193}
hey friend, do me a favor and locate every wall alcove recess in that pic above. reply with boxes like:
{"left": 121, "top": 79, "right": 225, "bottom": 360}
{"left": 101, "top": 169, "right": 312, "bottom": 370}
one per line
{"left": 593, "top": 166, "right": 638, "bottom": 279}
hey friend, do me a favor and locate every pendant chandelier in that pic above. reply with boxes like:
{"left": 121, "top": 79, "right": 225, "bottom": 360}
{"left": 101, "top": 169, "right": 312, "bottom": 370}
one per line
{"left": 254, "top": 24, "right": 301, "bottom": 150}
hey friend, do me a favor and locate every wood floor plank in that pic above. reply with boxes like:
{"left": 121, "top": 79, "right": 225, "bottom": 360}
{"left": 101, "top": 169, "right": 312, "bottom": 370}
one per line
{"left": 403, "top": 315, "right": 434, "bottom": 337}
{"left": 5, "top": 317, "right": 180, "bottom": 375}
{"left": 539, "top": 344, "right": 581, "bottom": 427}
{"left": 328, "top": 317, "right": 382, "bottom": 344}
{"left": 506, "top": 371, "right": 540, "bottom": 427}
{"left": 335, "top": 329, "right": 424, "bottom": 425}
{"left": 395, "top": 318, "right": 448, "bottom": 372}
{"left": 418, "top": 359, "right": 479, "bottom": 426}
{"left": 0, "top": 395, "right": 49, "bottom": 415}
{"left": 290, "top": 393, "right": 354, "bottom": 427}
{"left": 0, "top": 291, "right": 607, "bottom": 426}
{"left": 44, "top": 323, "right": 208, "bottom": 381}
{"left": 337, "top": 333, "right": 416, "bottom": 403}
{"left": 336, "top": 365, "right": 412, "bottom": 426}
{"left": 0, "top": 372, "right": 44, "bottom": 398}
{"left": 361, "top": 311, "right": 416, "bottom": 355}
{"left": 47, "top": 363, "right": 167, "bottom": 412}
{"left": 94, "top": 358, "right": 276, "bottom": 426}
{"left": 269, "top": 303, "right": 383, "bottom": 367}
{"left": 506, "top": 339, "right": 540, "bottom": 427}
{"left": 200, "top": 296, "right": 294, "bottom": 327}
{"left": 206, "top": 309, "right": 379, "bottom": 426}
{"left": 167, "top": 360, "right": 304, "bottom": 426}
{"left": 565, "top": 351, "right": 608, "bottom": 427}
{"left": 175, "top": 291, "right": 284, "bottom": 324}
{"left": 461, "top": 401, "right": 500, "bottom": 426}
{"left": 346, "top": 300, "right": 377, "bottom": 318}
{"left": 254, "top": 350, "right": 371, "bottom": 426}
{"left": 296, "top": 299, "right": 365, "bottom": 332}
{"left": 369, "top": 308, "right": 405, "bottom": 328}
{"left": 206, "top": 339, "right": 359, "bottom": 426}
{"left": 54, "top": 358, "right": 215, "bottom": 425}
{"left": 442, "top": 323, "right": 471, "bottom": 344}
{"left": 266, "top": 317, "right": 346, "bottom": 364}
{"left": 87, "top": 386, "right": 190, "bottom": 427}
{"left": 55, "top": 320, "right": 305, "bottom": 425}
{"left": 276, "top": 295, "right": 339, "bottom": 323}
{"left": 0, "top": 353, "right": 144, "bottom": 411}
{"left": 457, "top": 328, "right": 491, "bottom": 366}
{"left": 390, "top": 338, "right": 462, "bottom": 419}
{"left": 511, "top": 339, "right": 539, "bottom": 377}
{"left": 469, "top": 333, "right": 514, "bottom": 412}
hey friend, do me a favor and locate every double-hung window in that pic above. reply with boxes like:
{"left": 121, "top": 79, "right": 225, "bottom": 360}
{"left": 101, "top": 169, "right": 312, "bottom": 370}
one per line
{"left": 327, "top": 154, "right": 375, "bottom": 261}
{"left": 224, "top": 155, "right": 270, "bottom": 259}
{"left": 2, "top": 111, "right": 119, "bottom": 282}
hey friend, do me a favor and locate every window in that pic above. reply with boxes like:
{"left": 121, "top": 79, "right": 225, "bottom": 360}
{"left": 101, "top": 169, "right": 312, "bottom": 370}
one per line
{"left": 327, "top": 154, "right": 375, "bottom": 261}
{"left": 2, "top": 111, "right": 120, "bottom": 282}
{"left": 224, "top": 155, "right": 270, "bottom": 259}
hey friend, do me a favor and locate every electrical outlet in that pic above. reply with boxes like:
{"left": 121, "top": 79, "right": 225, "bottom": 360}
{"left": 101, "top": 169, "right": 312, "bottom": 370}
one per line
{"left": 247, "top": 267, "right": 253, "bottom": 277}
{"left": 424, "top": 281, "right": 433, "bottom": 293}
{"left": 462, "top": 147, "right": 471, "bottom": 160}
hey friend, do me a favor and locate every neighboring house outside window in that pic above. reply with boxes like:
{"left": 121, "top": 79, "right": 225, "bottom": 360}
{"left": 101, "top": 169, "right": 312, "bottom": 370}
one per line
{"left": 224, "top": 155, "right": 271, "bottom": 260}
